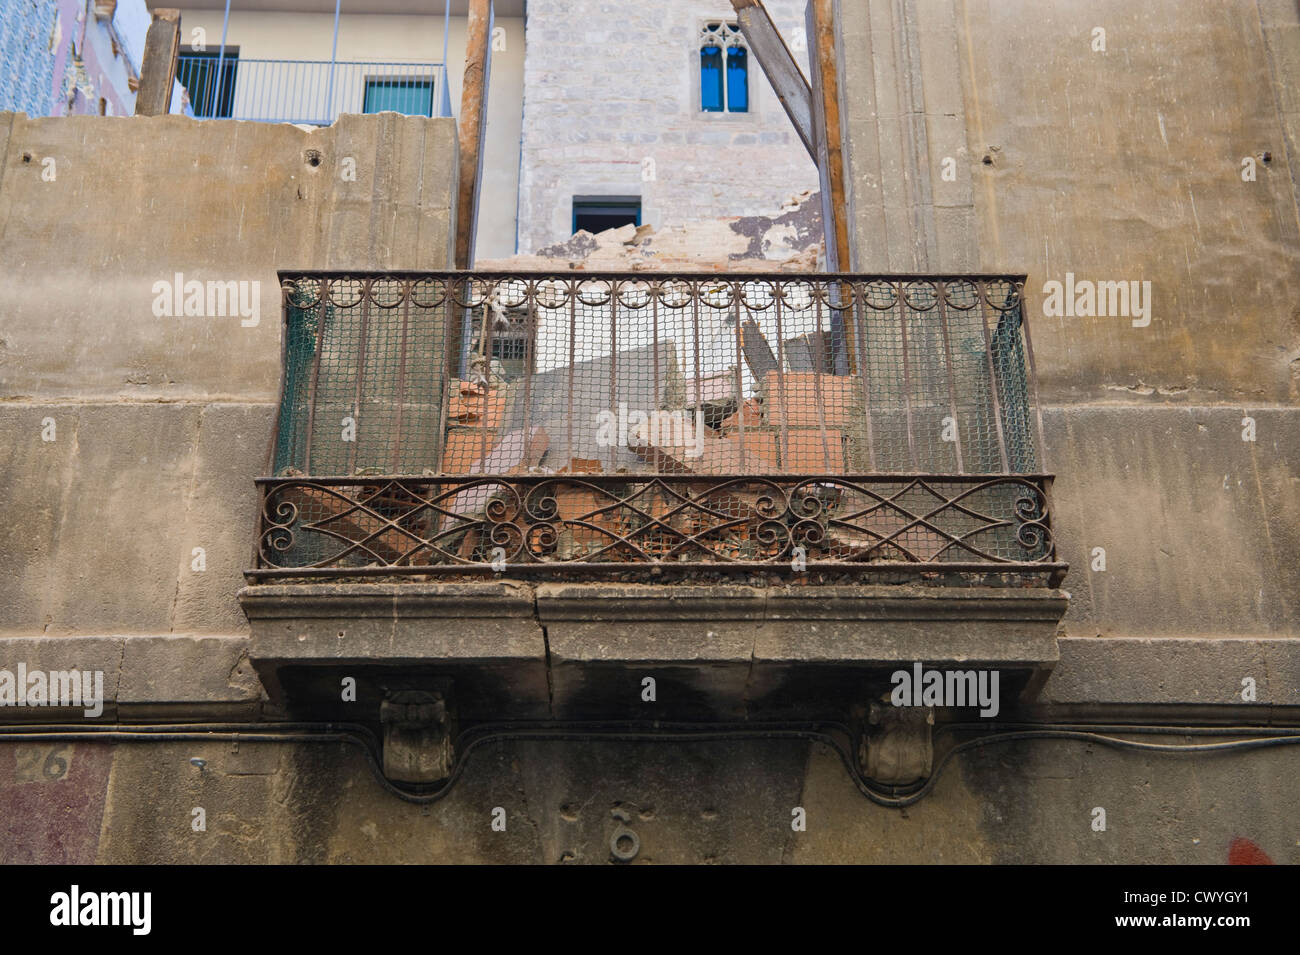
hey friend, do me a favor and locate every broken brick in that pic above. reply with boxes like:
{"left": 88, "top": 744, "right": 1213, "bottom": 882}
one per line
{"left": 762, "top": 370, "right": 863, "bottom": 428}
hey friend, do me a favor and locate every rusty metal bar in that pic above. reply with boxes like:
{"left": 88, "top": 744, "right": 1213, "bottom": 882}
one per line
{"left": 1017, "top": 283, "right": 1049, "bottom": 471}
{"left": 934, "top": 281, "right": 965, "bottom": 474}
{"left": 479, "top": 278, "right": 492, "bottom": 469}
{"left": 250, "top": 560, "right": 1067, "bottom": 582}
{"left": 345, "top": 279, "right": 371, "bottom": 475}
{"left": 897, "top": 281, "right": 919, "bottom": 470}
{"left": 249, "top": 472, "right": 1062, "bottom": 581}
{"left": 521, "top": 281, "right": 535, "bottom": 456}
{"left": 853, "top": 284, "right": 877, "bottom": 470}
{"left": 282, "top": 269, "right": 1032, "bottom": 282}
{"left": 978, "top": 284, "right": 1011, "bottom": 474}
{"left": 390, "top": 289, "right": 411, "bottom": 473}
{"left": 812, "top": 293, "right": 832, "bottom": 471}
{"left": 609, "top": 280, "right": 618, "bottom": 473}
{"left": 774, "top": 288, "right": 789, "bottom": 469}
{"left": 434, "top": 282, "right": 455, "bottom": 476}
{"left": 692, "top": 283, "right": 703, "bottom": 450}
{"left": 567, "top": 283, "right": 576, "bottom": 467}
{"left": 301, "top": 280, "right": 327, "bottom": 471}
{"left": 652, "top": 289, "right": 661, "bottom": 413}
{"left": 733, "top": 286, "right": 746, "bottom": 470}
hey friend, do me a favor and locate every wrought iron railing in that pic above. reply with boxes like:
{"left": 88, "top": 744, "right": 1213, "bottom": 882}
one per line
{"left": 248, "top": 271, "right": 1063, "bottom": 584}
{"left": 250, "top": 473, "right": 1061, "bottom": 582}
{"left": 176, "top": 56, "right": 452, "bottom": 124}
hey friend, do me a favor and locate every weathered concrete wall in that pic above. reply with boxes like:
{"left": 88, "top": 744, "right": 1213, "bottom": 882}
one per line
{"left": 0, "top": 111, "right": 456, "bottom": 653}
{"left": 828, "top": 0, "right": 1300, "bottom": 636}
{"left": 4, "top": 734, "right": 1297, "bottom": 863}
{"left": 1, "top": 111, "right": 456, "bottom": 402}
{"left": 515, "top": 0, "right": 821, "bottom": 252}
{"left": 839, "top": 0, "right": 1300, "bottom": 404}
{"left": 1045, "top": 406, "right": 1300, "bottom": 638}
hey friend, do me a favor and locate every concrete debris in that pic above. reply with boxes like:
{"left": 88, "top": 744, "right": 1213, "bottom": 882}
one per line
{"left": 479, "top": 190, "right": 824, "bottom": 273}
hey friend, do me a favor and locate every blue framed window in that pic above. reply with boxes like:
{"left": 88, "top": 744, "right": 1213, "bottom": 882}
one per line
{"left": 700, "top": 22, "right": 748, "bottom": 113}
{"left": 363, "top": 78, "right": 434, "bottom": 117}
{"left": 572, "top": 196, "right": 642, "bottom": 235}
{"left": 176, "top": 49, "right": 240, "bottom": 118}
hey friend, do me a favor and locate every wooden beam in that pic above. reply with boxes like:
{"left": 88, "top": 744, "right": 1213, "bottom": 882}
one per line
{"left": 134, "top": 9, "right": 180, "bottom": 116}
{"left": 455, "top": 0, "right": 493, "bottom": 269}
{"left": 806, "top": 0, "right": 850, "bottom": 273}
{"left": 729, "top": 0, "right": 816, "bottom": 161}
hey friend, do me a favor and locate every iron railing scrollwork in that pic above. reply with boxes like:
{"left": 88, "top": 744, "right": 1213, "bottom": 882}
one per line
{"left": 250, "top": 473, "right": 1063, "bottom": 583}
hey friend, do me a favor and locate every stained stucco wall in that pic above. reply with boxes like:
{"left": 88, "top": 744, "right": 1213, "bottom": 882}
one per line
{"left": 835, "top": 0, "right": 1300, "bottom": 640}
{"left": 6, "top": 733, "right": 1298, "bottom": 863}
{"left": 0, "top": 111, "right": 457, "bottom": 657}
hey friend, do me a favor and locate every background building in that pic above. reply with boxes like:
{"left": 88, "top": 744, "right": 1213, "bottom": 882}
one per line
{"left": 514, "top": 0, "right": 819, "bottom": 252}
{"left": 162, "top": 0, "right": 527, "bottom": 258}
{"left": 3, "top": 1, "right": 821, "bottom": 259}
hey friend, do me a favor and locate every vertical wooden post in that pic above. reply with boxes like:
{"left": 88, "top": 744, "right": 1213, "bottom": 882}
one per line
{"left": 806, "top": 0, "right": 849, "bottom": 273}
{"left": 807, "top": 0, "right": 854, "bottom": 372}
{"left": 135, "top": 9, "right": 181, "bottom": 116}
{"left": 455, "top": 0, "right": 493, "bottom": 269}
{"left": 729, "top": 0, "right": 816, "bottom": 161}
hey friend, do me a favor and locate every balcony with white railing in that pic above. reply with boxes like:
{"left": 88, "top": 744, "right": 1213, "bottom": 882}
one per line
{"left": 176, "top": 55, "right": 453, "bottom": 125}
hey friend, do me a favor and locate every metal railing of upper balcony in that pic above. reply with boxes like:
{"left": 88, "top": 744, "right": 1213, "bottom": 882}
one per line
{"left": 175, "top": 56, "right": 453, "bottom": 125}
{"left": 248, "top": 272, "right": 1064, "bottom": 584}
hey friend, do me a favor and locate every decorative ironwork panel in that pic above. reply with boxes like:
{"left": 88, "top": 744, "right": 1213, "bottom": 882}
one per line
{"left": 251, "top": 473, "right": 1061, "bottom": 581}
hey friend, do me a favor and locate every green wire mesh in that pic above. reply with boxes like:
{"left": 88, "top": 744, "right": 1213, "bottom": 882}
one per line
{"left": 275, "top": 277, "right": 451, "bottom": 476}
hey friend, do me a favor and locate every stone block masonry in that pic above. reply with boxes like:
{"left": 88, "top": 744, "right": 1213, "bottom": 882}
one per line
{"left": 516, "top": 0, "right": 820, "bottom": 252}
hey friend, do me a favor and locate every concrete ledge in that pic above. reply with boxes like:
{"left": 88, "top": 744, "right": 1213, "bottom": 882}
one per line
{"left": 236, "top": 581, "right": 1069, "bottom": 719}
{"left": 239, "top": 582, "right": 543, "bottom": 662}
{"left": 537, "top": 583, "right": 1068, "bottom": 718}
{"left": 536, "top": 584, "right": 1067, "bottom": 659}
{"left": 238, "top": 581, "right": 550, "bottom": 719}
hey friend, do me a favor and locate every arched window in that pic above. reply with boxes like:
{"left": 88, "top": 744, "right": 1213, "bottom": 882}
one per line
{"left": 700, "top": 22, "right": 748, "bottom": 113}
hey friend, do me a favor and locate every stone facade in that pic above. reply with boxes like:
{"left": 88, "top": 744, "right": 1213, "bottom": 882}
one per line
{"left": 515, "top": 0, "right": 820, "bottom": 252}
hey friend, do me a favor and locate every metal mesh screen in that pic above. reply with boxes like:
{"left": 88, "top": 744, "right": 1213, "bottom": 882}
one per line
{"left": 261, "top": 273, "right": 1051, "bottom": 576}
{"left": 274, "top": 277, "right": 450, "bottom": 477}
{"left": 274, "top": 274, "right": 1040, "bottom": 479}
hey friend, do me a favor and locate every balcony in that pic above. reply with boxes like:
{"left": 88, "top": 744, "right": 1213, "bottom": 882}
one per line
{"left": 176, "top": 56, "right": 453, "bottom": 124}
{"left": 239, "top": 272, "right": 1069, "bottom": 757}
{"left": 250, "top": 271, "right": 1063, "bottom": 583}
